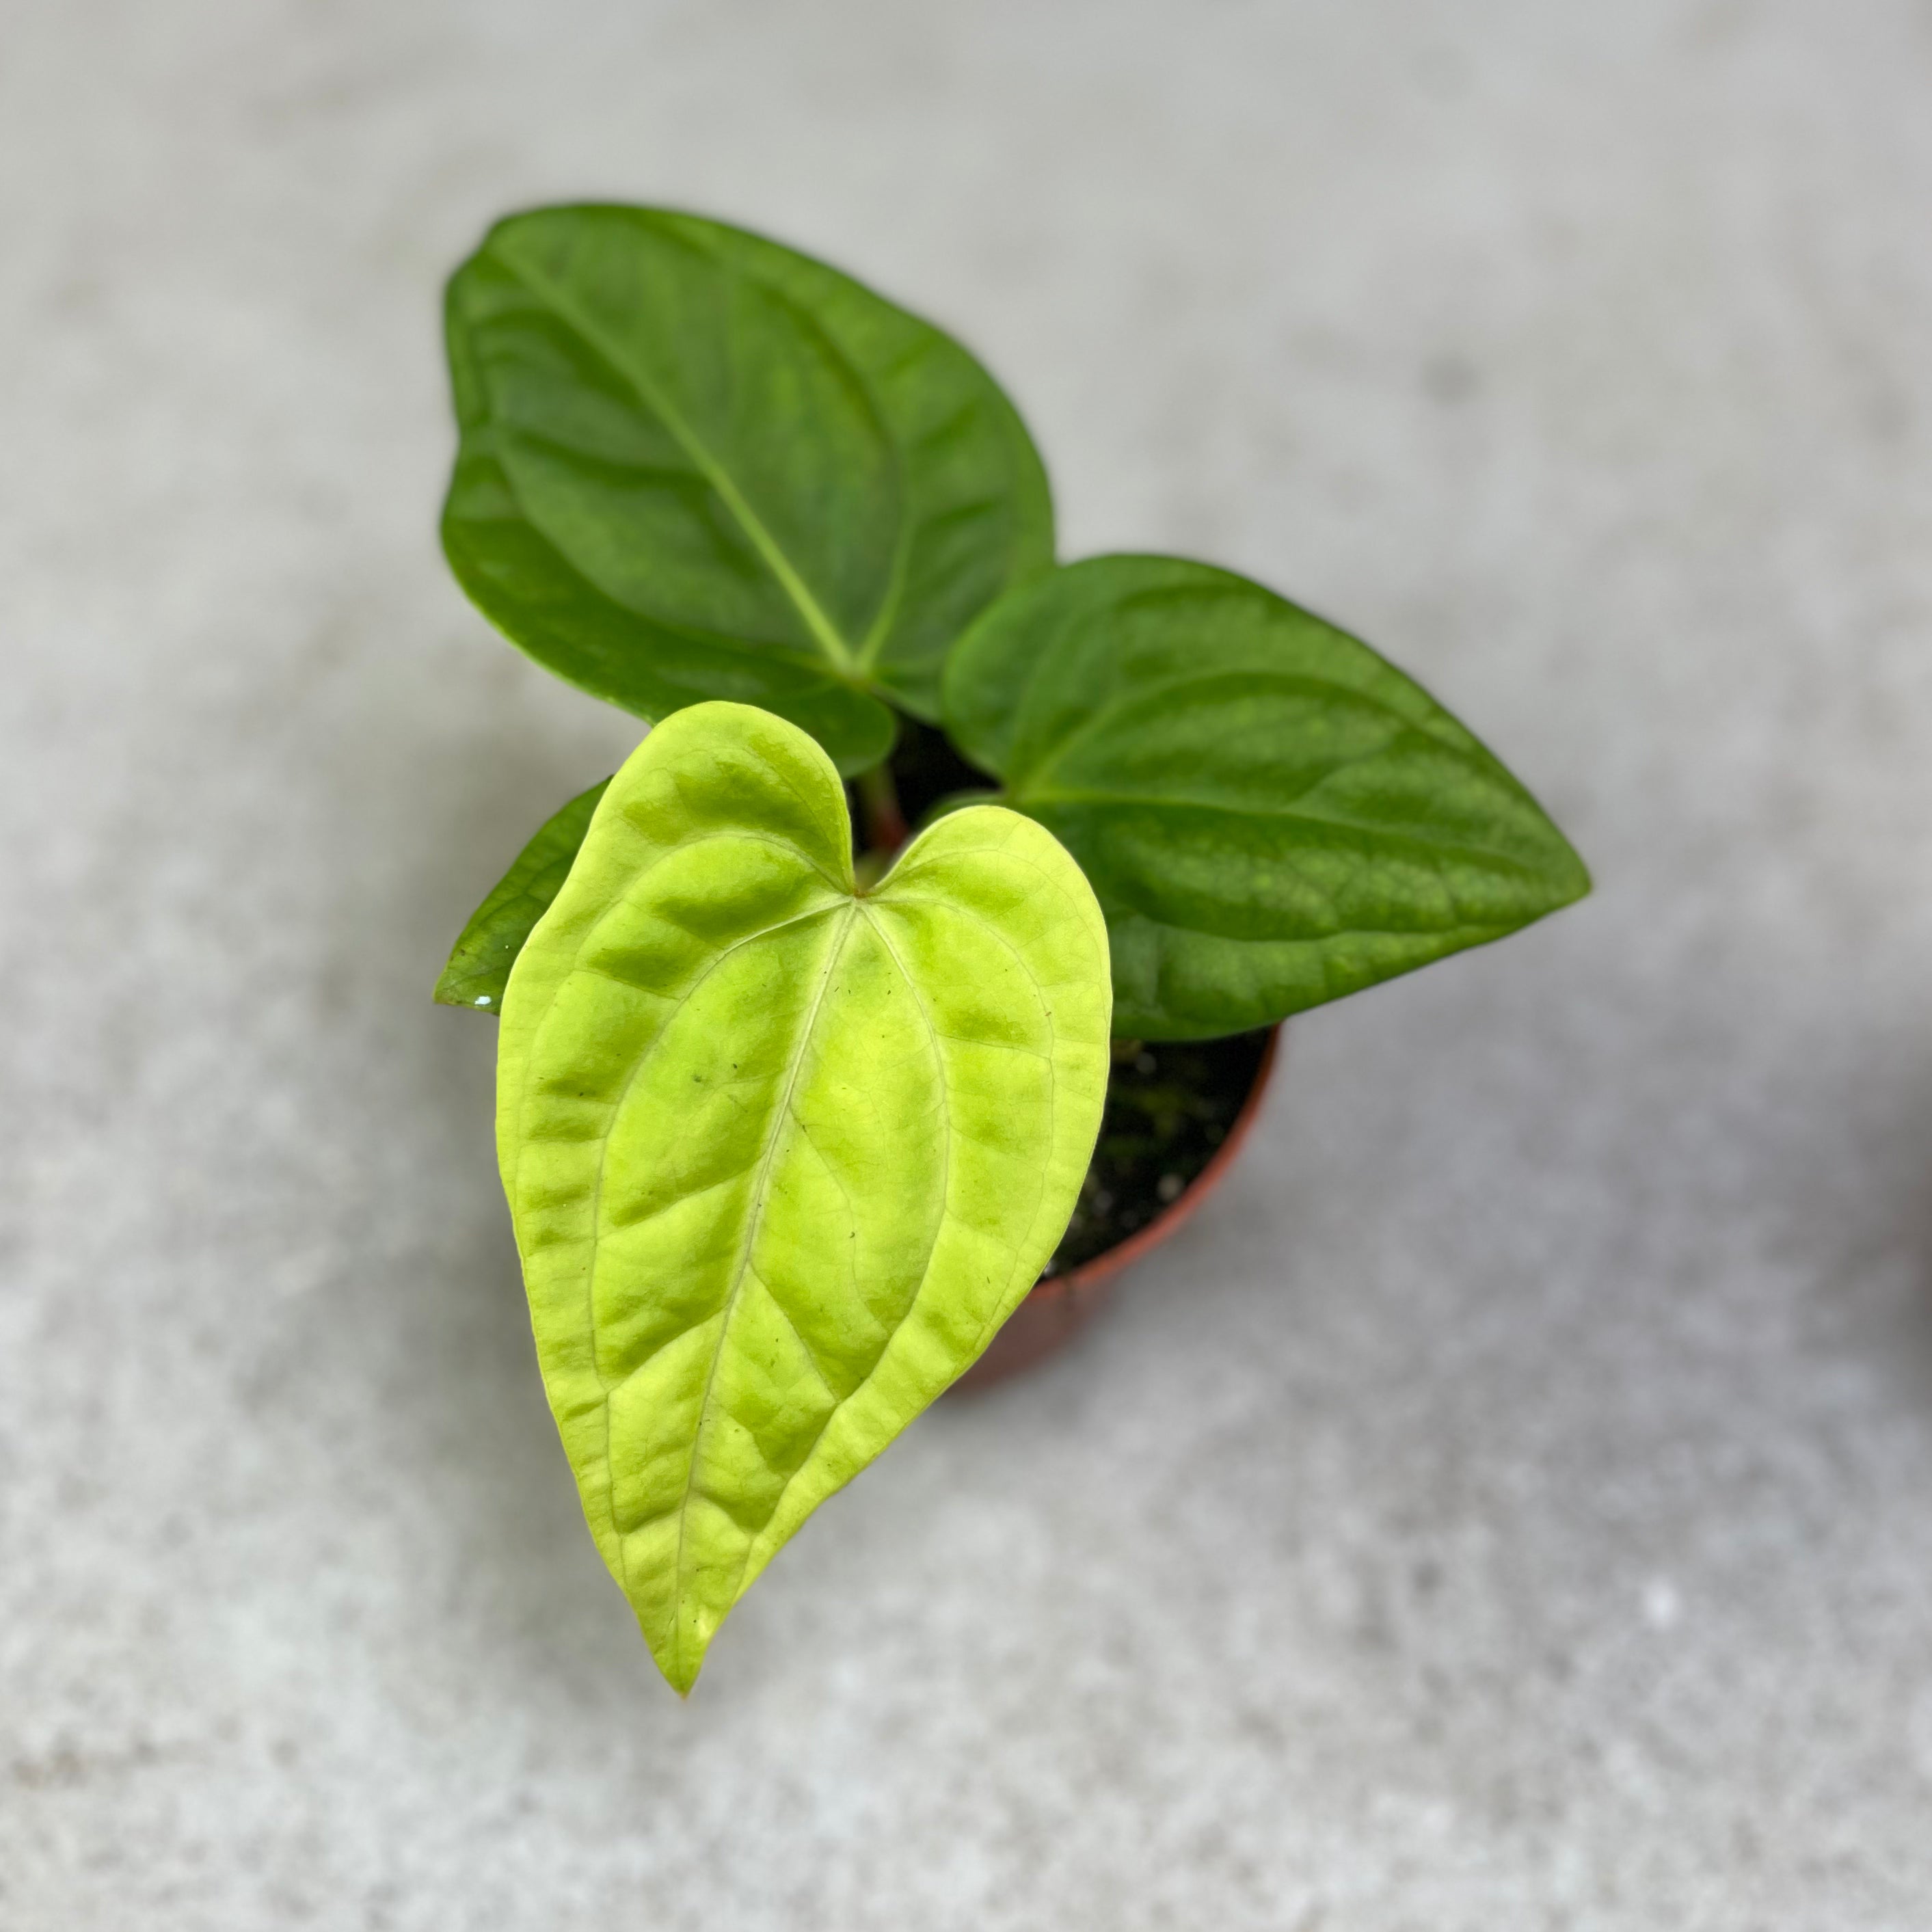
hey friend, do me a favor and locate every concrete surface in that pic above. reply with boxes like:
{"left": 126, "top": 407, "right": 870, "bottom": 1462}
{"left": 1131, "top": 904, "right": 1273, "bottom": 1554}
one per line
{"left": 5, "top": 3, "right": 1932, "bottom": 1927}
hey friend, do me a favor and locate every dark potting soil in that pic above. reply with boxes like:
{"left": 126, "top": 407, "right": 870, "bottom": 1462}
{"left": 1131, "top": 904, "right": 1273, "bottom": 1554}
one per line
{"left": 1045, "top": 1030, "right": 1274, "bottom": 1275}
{"left": 848, "top": 719, "right": 1274, "bottom": 1280}
{"left": 846, "top": 713, "right": 999, "bottom": 836}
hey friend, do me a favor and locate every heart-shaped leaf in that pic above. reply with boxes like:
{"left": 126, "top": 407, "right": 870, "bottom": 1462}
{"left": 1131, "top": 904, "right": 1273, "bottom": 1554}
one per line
{"left": 943, "top": 555, "right": 1590, "bottom": 1038}
{"left": 433, "top": 777, "right": 608, "bottom": 1012}
{"left": 497, "top": 701, "right": 1110, "bottom": 1691}
{"left": 444, "top": 205, "right": 1054, "bottom": 774}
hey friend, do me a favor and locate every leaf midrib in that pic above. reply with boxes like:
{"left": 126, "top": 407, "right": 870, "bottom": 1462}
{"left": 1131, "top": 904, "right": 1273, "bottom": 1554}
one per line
{"left": 721, "top": 862, "right": 1070, "bottom": 1595}
{"left": 669, "top": 896, "right": 861, "bottom": 1685}
{"left": 1015, "top": 783, "right": 1566, "bottom": 877}
{"left": 1004, "top": 666, "right": 1478, "bottom": 797}
{"left": 712, "top": 896, "right": 958, "bottom": 1610}
{"left": 495, "top": 248, "right": 866, "bottom": 679}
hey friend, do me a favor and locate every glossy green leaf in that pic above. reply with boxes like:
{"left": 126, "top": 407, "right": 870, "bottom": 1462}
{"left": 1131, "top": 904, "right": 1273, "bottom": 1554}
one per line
{"left": 496, "top": 701, "right": 1110, "bottom": 1691}
{"left": 433, "top": 778, "right": 609, "bottom": 1012}
{"left": 444, "top": 204, "right": 1054, "bottom": 774}
{"left": 943, "top": 555, "right": 1590, "bottom": 1038}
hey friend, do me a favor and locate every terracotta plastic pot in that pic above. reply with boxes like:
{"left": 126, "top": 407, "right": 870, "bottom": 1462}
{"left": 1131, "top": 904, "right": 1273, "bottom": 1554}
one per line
{"left": 952, "top": 1025, "right": 1283, "bottom": 1393}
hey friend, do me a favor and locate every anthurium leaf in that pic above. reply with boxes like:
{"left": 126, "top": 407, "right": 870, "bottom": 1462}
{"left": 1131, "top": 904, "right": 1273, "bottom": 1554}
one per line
{"left": 496, "top": 701, "right": 1110, "bottom": 1691}
{"left": 433, "top": 778, "right": 610, "bottom": 1012}
{"left": 943, "top": 555, "right": 1590, "bottom": 1038}
{"left": 444, "top": 204, "right": 1054, "bottom": 773}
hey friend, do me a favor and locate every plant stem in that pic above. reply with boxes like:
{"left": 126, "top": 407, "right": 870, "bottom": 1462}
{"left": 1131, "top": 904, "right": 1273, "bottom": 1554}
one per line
{"left": 855, "top": 760, "right": 908, "bottom": 855}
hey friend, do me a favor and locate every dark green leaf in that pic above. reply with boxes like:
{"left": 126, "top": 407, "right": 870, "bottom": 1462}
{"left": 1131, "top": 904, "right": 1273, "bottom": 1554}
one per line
{"left": 433, "top": 778, "right": 609, "bottom": 1012}
{"left": 943, "top": 555, "right": 1591, "bottom": 1038}
{"left": 443, "top": 205, "right": 1054, "bottom": 774}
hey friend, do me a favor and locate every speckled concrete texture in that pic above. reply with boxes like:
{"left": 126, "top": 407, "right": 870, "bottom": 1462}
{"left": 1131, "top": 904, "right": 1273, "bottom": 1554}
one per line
{"left": 5, "top": 3, "right": 1932, "bottom": 1926}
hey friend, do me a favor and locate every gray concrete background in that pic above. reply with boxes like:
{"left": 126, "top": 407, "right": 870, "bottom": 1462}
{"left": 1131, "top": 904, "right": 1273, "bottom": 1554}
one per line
{"left": 5, "top": 3, "right": 1932, "bottom": 1926}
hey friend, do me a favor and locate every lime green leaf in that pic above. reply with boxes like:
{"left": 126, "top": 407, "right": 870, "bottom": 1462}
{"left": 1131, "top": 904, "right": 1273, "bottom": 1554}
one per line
{"left": 496, "top": 701, "right": 1110, "bottom": 1691}
{"left": 943, "top": 556, "right": 1590, "bottom": 1038}
{"left": 444, "top": 205, "right": 1054, "bottom": 774}
{"left": 433, "top": 778, "right": 609, "bottom": 1012}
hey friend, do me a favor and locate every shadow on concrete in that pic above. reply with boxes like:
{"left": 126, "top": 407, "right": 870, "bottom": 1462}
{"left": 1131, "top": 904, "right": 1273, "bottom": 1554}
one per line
{"left": 293, "top": 619, "right": 658, "bottom": 1714}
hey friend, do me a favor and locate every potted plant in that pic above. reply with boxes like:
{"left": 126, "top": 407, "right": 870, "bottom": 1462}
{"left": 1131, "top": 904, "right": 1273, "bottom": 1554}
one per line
{"left": 433, "top": 205, "right": 1589, "bottom": 1693}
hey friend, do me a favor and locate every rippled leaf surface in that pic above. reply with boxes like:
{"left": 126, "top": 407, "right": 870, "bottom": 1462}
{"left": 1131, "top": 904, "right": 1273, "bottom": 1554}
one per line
{"left": 496, "top": 702, "right": 1110, "bottom": 1690}
{"left": 444, "top": 205, "right": 1054, "bottom": 773}
{"left": 944, "top": 555, "right": 1589, "bottom": 1038}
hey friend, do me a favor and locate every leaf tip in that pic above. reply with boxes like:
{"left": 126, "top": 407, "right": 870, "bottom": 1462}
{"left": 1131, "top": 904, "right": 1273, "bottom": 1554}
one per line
{"left": 1548, "top": 833, "right": 1594, "bottom": 911}
{"left": 654, "top": 1628, "right": 706, "bottom": 1699}
{"left": 431, "top": 966, "right": 502, "bottom": 1014}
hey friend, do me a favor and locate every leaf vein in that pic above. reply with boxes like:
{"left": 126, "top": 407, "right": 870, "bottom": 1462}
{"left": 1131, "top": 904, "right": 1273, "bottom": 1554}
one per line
{"left": 494, "top": 250, "right": 863, "bottom": 675}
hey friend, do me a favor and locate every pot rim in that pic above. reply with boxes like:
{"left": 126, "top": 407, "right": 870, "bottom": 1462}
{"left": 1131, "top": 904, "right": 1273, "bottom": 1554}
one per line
{"left": 1026, "top": 1023, "right": 1283, "bottom": 1304}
